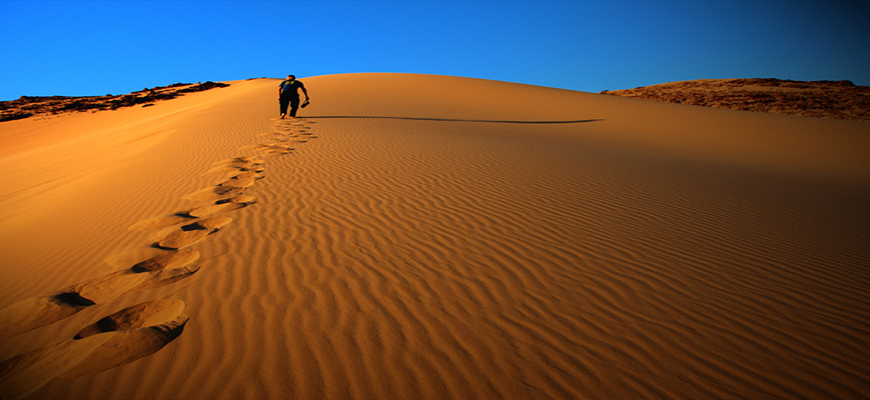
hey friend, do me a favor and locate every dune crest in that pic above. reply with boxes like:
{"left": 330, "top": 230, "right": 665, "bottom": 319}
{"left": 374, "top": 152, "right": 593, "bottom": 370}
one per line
{"left": 0, "top": 81, "right": 230, "bottom": 122}
{"left": 602, "top": 78, "right": 870, "bottom": 121}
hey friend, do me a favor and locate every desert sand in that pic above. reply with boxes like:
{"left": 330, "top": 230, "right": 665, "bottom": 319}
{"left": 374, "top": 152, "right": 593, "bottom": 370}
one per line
{"left": 1, "top": 73, "right": 869, "bottom": 399}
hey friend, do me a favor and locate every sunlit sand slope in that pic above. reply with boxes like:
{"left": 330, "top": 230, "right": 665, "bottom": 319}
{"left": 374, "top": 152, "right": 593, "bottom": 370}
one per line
{"left": 1, "top": 73, "right": 869, "bottom": 399}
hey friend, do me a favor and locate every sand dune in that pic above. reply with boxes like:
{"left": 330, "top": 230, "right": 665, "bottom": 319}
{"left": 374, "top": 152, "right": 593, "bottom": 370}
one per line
{"left": 1, "top": 73, "right": 869, "bottom": 399}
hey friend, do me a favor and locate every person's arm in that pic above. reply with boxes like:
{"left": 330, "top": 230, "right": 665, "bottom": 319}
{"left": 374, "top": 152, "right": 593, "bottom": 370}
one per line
{"left": 278, "top": 85, "right": 283, "bottom": 98}
{"left": 301, "top": 86, "right": 309, "bottom": 100}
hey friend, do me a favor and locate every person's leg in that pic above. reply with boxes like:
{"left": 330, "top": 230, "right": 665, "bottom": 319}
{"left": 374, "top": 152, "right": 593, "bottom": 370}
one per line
{"left": 289, "top": 97, "right": 301, "bottom": 117}
{"left": 279, "top": 94, "right": 290, "bottom": 117}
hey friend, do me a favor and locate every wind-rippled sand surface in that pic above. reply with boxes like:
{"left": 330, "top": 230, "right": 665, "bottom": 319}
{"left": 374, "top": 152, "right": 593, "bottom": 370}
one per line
{"left": 1, "top": 74, "right": 869, "bottom": 399}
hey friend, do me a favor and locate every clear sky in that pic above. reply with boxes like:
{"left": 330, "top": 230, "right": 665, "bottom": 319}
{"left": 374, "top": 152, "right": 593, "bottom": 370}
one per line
{"left": 1, "top": 0, "right": 869, "bottom": 100}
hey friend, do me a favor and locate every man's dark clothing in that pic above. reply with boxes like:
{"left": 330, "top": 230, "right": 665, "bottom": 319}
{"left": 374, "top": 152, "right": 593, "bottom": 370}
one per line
{"left": 280, "top": 93, "right": 301, "bottom": 117}
{"left": 279, "top": 79, "right": 305, "bottom": 117}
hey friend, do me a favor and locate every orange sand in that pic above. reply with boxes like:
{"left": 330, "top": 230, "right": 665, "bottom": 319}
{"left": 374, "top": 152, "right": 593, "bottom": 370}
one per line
{"left": 1, "top": 73, "right": 869, "bottom": 399}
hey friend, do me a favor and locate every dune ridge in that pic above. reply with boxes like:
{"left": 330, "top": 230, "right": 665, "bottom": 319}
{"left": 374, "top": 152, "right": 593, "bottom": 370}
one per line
{"left": 602, "top": 78, "right": 870, "bottom": 121}
{"left": 1, "top": 73, "right": 869, "bottom": 399}
{"left": 0, "top": 81, "right": 230, "bottom": 122}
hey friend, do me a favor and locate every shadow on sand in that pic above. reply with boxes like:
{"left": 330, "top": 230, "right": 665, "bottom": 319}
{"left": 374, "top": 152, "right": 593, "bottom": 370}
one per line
{"left": 300, "top": 116, "right": 603, "bottom": 124}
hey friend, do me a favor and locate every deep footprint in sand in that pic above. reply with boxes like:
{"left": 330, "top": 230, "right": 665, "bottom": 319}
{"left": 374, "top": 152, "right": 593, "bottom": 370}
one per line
{"left": 185, "top": 195, "right": 257, "bottom": 218}
{"left": 153, "top": 217, "right": 233, "bottom": 250}
{"left": 74, "top": 299, "right": 186, "bottom": 339}
{"left": 74, "top": 250, "right": 201, "bottom": 303}
{"left": 0, "top": 251, "right": 199, "bottom": 337}
{"left": 130, "top": 249, "right": 200, "bottom": 273}
{"left": 182, "top": 185, "right": 246, "bottom": 202}
{"left": 206, "top": 164, "right": 265, "bottom": 176}
{"left": 0, "top": 332, "right": 112, "bottom": 400}
{"left": 61, "top": 315, "right": 188, "bottom": 378}
{"left": 133, "top": 264, "right": 200, "bottom": 292}
{"left": 69, "top": 270, "right": 156, "bottom": 306}
{"left": 0, "top": 300, "right": 187, "bottom": 400}
{"left": 0, "top": 296, "right": 89, "bottom": 338}
{"left": 218, "top": 156, "right": 264, "bottom": 170}
{"left": 204, "top": 156, "right": 265, "bottom": 176}
{"left": 217, "top": 171, "right": 263, "bottom": 188}
{"left": 255, "top": 143, "right": 294, "bottom": 157}
{"left": 128, "top": 212, "right": 197, "bottom": 231}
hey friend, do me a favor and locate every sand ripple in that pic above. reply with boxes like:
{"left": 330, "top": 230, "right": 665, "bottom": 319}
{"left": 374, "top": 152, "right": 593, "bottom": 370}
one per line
{"left": 166, "top": 115, "right": 870, "bottom": 399}
{"left": 3, "top": 75, "right": 868, "bottom": 400}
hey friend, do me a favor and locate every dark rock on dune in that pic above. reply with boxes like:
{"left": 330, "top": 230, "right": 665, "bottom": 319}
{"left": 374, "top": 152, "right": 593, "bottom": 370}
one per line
{"left": 601, "top": 78, "right": 870, "bottom": 121}
{"left": 0, "top": 81, "right": 230, "bottom": 122}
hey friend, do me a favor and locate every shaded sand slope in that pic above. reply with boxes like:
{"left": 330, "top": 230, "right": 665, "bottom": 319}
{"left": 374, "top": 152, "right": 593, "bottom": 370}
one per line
{"left": 0, "top": 79, "right": 274, "bottom": 299}
{"left": 0, "top": 79, "right": 276, "bottom": 399}
{"left": 2, "top": 74, "right": 869, "bottom": 399}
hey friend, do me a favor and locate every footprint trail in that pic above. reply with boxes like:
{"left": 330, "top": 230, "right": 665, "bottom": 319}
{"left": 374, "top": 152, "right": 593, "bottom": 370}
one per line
{"left": 0, "top": 117, "right": 319, "bottom": 399}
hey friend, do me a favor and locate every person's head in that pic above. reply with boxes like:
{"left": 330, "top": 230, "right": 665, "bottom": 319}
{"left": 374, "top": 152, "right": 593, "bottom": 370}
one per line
{"left": 287, "top": 75, "right": 296, "bottom": 80}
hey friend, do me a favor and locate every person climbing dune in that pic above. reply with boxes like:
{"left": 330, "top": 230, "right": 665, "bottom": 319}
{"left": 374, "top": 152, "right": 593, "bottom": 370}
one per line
{"left": 278, "top": 75, "right": 310, "bottom": 119}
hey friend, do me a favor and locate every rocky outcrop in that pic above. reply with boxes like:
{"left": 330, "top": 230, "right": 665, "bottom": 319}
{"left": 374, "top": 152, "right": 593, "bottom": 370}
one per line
{"left": 0, "top": 81, "right": 229, "bottom": 122}
{"left": 601, "top": 78, "right": 870, "bottom": 121}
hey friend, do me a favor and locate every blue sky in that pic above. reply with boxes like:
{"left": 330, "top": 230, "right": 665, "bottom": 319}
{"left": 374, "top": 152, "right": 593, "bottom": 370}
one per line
{"left": 1, "top": 0, "right": 868, "bottom": 100}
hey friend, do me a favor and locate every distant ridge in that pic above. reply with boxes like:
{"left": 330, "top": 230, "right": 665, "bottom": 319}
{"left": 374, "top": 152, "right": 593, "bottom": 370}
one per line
{"left": 602, "top": 78, "right": 870, "bottom": 121}
{"left": 0, "top": 81, "right": 229, "bottom": 122}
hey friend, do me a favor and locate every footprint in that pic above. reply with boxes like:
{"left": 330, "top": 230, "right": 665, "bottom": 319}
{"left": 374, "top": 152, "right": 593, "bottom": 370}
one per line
{"left": 74, "top": 299, "right": 185, "bottom": 339}
{"left": 206, "top": 164, "right": 265, "bottom": 176}
{"left": 0, "top": 252, "right": 199, "bottom": 337}
{"left": 61, "top": 315, "right": 188, "bottom": 378}
{"left": 185, "top": 195, "right": 257, "bottom": 218}
{"left": 134, "top": 264, "right": 201, "bottom": 292}
{"left": 0, "top": 272, "right": 154, "bottom": 338}
{"left": 0, "top": 332, "right": 112, "bottom": 400}
{"left": 217, "top": 171, "right": 263, "bottom": 189}
{"left": 122, "top": 158, "right": 252, "bottom": 244}
{"left": 153, "top": 231, "right": 207, "bottom": 251}
{"left": 219, "top": 156, "right": 264, "bottom": 170}
{"left": 182, "top": 185, "right": 246, "bottom": 202}
{"left": 181, "top": 217, "right": 232, "bottom": 231}
{"left": 0, "top": 300, "right": 187, "bottom": 399}
{"left": 205, "top": 156, "right": 265, "bottom": 175}
{"left": 128, "top": 212, "right": 196, "bottom": 231}
{"left": 255, "top": 143, "right": 294, "bottom": 157}
{"left": 153, "top": 217, "right": 232, "bottom": 250}
{"left": 130, "top": 249, "right": 200, "bottom": 273}
{"left": 0, "top": 296, "right": 88, "bottom": 338}
{"left": 69, "top": 270, "right": 155, "bottom": 305}
{"left": 75, "top": 250, "right": 200, "bottom": 304}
